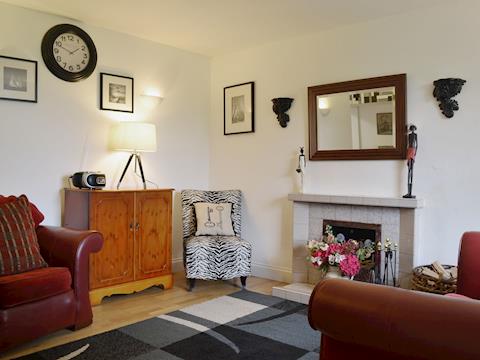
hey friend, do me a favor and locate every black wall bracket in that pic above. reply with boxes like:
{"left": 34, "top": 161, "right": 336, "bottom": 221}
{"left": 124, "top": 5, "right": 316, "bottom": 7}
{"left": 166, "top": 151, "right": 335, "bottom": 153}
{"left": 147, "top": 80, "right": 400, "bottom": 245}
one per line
{"left": 272, "top": 98, "right": 294, "bottom": 127}
{"left": 433, "top": 78, "right": 466, "bottom": 118}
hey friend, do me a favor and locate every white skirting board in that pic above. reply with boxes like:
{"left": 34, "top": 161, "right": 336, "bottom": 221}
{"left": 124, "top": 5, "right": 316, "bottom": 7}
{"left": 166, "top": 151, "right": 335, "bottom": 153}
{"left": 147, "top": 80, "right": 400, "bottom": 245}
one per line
{"left": 172, "top": 257, "right": 184, "bottom": 273}
{"left": 174, "top": 258, "right": 293, "bottom": 283}
{"left": 251, "top": 262, "right": 292, "bottom": 283}
{"left": 272, "top": 283, "right": 315, "bottom": 304}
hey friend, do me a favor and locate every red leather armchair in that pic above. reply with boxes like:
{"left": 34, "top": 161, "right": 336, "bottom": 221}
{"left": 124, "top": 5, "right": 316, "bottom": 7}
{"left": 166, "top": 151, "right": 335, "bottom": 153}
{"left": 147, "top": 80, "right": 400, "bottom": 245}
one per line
{"left": 308, "top": 279, "right": 480, "bottom": 360}
{"left": 456, "top": 232, "right": 480, "bottom": 299}
{"left": 0, "top": 226, "right": 103, "bottom": 352}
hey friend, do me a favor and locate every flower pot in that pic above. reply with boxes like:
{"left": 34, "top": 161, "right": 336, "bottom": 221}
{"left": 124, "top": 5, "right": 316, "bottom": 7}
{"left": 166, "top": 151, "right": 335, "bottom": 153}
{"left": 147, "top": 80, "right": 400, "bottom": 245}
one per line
{"left": 325, "top": 266, "right": 344, "bottom": 279}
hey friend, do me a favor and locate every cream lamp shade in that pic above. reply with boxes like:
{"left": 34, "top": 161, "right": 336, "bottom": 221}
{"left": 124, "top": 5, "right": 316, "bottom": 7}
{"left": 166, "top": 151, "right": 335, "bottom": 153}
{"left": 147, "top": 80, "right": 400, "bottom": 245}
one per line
{"left": 110, "top": 122, "right": 157, "bottom": 190}
{"left": 110, "top": 122, "right": 157, "bottom": 153}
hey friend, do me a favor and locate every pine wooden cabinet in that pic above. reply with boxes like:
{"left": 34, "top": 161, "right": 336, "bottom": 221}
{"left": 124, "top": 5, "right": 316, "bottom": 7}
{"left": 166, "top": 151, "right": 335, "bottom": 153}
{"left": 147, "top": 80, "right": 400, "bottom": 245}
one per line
{"left": 64, "top": 189, "right": 173, "bottom": 305}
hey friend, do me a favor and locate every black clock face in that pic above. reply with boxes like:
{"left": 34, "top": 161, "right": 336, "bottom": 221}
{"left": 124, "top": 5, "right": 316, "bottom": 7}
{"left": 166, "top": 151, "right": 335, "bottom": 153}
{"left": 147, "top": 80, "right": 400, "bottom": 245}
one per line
{"left": 42, "top": 24, "right": 97, "bottom": 82}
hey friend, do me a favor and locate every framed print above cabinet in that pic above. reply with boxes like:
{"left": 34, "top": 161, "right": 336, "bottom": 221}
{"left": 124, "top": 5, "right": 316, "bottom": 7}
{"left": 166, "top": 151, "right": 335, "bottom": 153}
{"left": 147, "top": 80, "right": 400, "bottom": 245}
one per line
{"left": 100, "top": 73, "right": 134, "bottom": 113}
{"left": 224, "top": 81, "right": 254, "bottom": 135}
{"left": 0, "top": 55, "right": 37, "bottom": 103}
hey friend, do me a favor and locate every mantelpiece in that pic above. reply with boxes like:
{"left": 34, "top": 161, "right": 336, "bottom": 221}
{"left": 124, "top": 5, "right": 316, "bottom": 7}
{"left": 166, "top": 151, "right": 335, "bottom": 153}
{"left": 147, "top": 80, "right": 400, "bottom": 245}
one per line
{"left": 288, "top": 193, "right": 424, "bottom": 208}
{"left": 272, "top": 193, "right": 424, "bottom": 304}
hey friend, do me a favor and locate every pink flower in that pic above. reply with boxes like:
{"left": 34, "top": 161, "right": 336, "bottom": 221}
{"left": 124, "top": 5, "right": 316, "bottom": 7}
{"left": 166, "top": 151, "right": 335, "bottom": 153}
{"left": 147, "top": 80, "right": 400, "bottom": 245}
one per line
{"left": 339, "top": 254, "right": 361, "bottom": 277}
{"left": 326, "top": 243, "right": 342, "bottom": 256}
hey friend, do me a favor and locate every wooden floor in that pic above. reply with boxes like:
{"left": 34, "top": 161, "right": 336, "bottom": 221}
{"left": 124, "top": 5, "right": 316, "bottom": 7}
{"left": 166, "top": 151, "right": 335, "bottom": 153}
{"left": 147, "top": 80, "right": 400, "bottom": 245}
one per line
{"left": 1, "top": 273, "right": 286, "bottom": 360}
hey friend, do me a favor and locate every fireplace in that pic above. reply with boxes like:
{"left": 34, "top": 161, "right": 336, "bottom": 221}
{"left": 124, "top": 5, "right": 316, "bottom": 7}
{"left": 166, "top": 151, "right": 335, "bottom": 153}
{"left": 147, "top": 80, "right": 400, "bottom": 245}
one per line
{"left": 271, "top": 193, "right": 423, "bottom": 304}
{"left": 322, "top": 219, "right": 381, "bottom": 283}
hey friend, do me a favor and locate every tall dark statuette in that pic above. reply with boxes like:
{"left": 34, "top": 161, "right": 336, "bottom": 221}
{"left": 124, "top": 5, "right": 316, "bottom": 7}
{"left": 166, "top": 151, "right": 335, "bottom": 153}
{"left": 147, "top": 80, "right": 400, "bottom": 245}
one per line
{"left": 433, "top": 78, "right": 466, "bottom": 118}
{"left": 272, "top": 98, "right": 294, "bottom": 127}
{"left": 403, "top": 125, "right": 418, "bottom": 199}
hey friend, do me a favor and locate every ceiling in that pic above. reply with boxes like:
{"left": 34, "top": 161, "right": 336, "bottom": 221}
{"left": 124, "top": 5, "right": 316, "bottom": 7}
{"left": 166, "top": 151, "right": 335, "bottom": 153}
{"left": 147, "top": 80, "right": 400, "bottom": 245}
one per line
{"left": 2, "top": 0, "right": 447, "bottom": 56}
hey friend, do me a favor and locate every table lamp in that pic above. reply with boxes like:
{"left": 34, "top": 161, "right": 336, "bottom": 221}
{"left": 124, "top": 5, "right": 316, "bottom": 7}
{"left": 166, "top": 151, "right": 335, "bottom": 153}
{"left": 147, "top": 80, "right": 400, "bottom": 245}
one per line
{"left": 110, "top": 121, "right": 157, "bottom": 189}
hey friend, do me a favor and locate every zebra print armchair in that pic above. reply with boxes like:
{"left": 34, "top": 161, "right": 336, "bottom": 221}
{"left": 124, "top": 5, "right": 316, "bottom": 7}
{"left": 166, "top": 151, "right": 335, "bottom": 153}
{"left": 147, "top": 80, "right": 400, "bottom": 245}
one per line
{"left": 181, "top": 189, "right": 252, "bottom": 291}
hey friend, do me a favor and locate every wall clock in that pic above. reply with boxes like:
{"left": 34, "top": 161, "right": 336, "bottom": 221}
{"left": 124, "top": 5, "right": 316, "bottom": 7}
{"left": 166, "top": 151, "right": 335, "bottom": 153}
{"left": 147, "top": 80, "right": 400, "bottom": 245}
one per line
{"left": 41, "top": 24, "right": 97, "bottom": 82}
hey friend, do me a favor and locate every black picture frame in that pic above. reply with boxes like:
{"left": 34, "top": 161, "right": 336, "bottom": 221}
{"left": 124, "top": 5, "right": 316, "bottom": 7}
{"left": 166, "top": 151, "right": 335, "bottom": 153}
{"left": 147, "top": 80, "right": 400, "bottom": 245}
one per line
{"left": 0, "top": 55, "right": 37, "bottom": 103}
{"left": 224, "top": 81, "right": 254, "bottom": 135}
{"left": 41, "top": 23, "right": 97, "bottom": 82}
{"left": 100, "top": 73, "right": 134, "bottom": 113}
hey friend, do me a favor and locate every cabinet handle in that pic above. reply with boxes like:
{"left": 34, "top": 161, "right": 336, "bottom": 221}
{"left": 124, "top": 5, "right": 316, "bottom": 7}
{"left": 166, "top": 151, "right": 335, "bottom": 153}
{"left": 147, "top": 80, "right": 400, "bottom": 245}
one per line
{"left": 129, "top": 222, "right": 134, "bottom": 231}
{"left": 135, "top": 223, "right": 140, "bottom": 231}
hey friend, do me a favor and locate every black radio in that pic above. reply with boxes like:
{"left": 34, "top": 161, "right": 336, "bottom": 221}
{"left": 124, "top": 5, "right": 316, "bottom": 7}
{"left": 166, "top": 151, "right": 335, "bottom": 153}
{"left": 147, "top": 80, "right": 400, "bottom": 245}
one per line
{"left": 71, "top": 172, "right": 106, "bottom": 190}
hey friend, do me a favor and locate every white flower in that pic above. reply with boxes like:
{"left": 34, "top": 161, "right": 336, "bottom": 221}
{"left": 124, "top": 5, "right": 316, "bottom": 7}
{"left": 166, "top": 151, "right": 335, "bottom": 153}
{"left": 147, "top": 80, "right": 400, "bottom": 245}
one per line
{"left": 320, "top": 243, "right": 329, "bottom": 251}
{"left": 335, "top": 254, "right": 346, "bottom": 263}
{"left": 311, "top": 256, "right": 322, "bottom": 266}
{"left": 307, "top": 240, "right": 319, "bottom": 250}
{"left": 328, "top": 254, "right": 335, "bottom": 265}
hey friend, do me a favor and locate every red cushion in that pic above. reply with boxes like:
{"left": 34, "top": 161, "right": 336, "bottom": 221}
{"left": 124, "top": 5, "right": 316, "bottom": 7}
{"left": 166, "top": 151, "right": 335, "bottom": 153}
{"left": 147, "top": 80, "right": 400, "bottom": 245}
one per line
{"left": 0, "top": 267, "right": 72, "bottom": 309}
{"left": 0, "top": 195, "right": 47, "bottom": 275}
{"left": 0, "top": 195, "right": 44, "bottom": 228}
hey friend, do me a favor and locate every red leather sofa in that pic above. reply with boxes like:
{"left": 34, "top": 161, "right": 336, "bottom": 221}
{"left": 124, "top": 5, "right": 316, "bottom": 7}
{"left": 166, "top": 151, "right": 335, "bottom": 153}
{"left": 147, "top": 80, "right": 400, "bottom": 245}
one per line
{"left": 0, "top": 226, "right": 103, "bottom": 352}
{"left": 309, "top": 279, "right": 480, "bottom": 360}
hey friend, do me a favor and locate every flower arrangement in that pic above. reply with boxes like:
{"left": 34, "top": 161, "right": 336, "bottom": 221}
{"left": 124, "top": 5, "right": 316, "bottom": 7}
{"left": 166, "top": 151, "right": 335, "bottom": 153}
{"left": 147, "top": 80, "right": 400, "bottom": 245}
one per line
{"left": 306, "top": 225, "right": 375, "bottom": 278}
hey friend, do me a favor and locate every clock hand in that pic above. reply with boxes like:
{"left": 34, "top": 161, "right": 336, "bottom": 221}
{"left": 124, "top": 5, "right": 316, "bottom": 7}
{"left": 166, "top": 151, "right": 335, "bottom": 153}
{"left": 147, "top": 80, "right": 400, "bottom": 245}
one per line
{"left": 71, "top": 48, "right": 80, "bottom": 54}
{"left": 59, "top": 45, "right": 73, "bottom": 54}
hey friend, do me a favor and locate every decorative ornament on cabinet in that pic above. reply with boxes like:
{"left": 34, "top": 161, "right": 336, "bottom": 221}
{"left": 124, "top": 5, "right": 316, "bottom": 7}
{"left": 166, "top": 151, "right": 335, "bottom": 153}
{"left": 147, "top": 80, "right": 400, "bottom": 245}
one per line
{"left": 272, "top": 97, "right": 294, "bottom": 127}
{"left": 433, "top": 78, "right": 466, "bottom": 118}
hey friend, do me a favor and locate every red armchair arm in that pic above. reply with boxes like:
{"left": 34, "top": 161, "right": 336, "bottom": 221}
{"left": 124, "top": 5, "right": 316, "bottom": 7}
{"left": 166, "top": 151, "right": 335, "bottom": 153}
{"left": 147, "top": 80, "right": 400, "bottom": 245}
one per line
{"left": 309, "top": 279, "right": 480, "bottom": 360}
{"left": 36, "top": 225, "right": 103, "bottom": 329}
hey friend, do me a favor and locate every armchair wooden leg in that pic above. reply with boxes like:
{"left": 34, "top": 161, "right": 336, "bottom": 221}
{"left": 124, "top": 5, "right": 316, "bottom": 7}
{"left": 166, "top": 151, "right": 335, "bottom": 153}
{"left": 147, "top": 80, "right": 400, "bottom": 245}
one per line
{"left": 240, "top": 276, "right": 247, "bottom": 289}
{"left": 187, "top": 278, "right": 196, "bottom": 292}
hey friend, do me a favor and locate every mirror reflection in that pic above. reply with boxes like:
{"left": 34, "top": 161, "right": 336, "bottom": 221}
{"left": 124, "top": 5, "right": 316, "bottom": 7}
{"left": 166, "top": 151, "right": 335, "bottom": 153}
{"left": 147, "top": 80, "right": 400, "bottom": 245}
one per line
{"left": 317, "top": 87, "right": 396, "bottom": 151}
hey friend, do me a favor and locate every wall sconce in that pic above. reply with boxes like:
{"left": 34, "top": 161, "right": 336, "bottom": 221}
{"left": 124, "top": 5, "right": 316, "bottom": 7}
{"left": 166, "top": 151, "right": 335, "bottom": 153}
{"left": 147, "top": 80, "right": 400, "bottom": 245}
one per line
{"left": 140, "top": 90, "right": 164, "bottom": 108}
{"left": 318, "top": 97, "right": 330, "bottom": 116}
{"left": 433, "top": 78, "right": 466, "bottom": 118}
{"left": 272, "top": 97, "right": 294, "bottom": 128}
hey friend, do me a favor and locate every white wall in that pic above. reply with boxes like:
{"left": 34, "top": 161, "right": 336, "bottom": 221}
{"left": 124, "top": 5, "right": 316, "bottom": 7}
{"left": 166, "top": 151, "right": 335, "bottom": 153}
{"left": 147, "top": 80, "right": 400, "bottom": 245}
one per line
{"left": 0, "top": 3, "right": 211, "bottom": 265}
{"left": 317, "top": 93, "right": 352, "bottom": 150}
{"left": 210, "top": 1, "right": 480, "bottom": 280}
{"left": 358, "top": 102, "right": 394, "bottom": 148}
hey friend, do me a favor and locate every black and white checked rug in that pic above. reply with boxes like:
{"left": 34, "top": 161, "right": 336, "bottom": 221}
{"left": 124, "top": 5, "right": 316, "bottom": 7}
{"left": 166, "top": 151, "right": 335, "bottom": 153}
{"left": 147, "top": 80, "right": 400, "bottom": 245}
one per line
{"left": 17, "top": 290, "right": 320, "bottom": 360}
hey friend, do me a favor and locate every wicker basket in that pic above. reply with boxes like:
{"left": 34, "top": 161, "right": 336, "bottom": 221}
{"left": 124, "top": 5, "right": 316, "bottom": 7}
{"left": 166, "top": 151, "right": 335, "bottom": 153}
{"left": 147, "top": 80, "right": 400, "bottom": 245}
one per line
{"left": 411, "top": 264, "right": 457, "bottom": 295}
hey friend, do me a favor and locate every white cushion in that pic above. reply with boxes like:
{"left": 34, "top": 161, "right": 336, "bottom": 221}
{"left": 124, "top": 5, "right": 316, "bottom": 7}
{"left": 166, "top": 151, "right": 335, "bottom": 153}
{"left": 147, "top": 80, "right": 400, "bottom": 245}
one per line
{"left": 194, "top": 202, "right": 234, "bottom": 236}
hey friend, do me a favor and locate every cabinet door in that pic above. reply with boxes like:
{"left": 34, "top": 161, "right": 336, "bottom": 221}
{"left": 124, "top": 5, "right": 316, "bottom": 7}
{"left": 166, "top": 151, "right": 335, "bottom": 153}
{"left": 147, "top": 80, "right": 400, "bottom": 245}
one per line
{"left": 135, "top": 191, "right": 172, "bottom": 280}
{"left": 89, "top": 192, "right": 135, "bottom": 289}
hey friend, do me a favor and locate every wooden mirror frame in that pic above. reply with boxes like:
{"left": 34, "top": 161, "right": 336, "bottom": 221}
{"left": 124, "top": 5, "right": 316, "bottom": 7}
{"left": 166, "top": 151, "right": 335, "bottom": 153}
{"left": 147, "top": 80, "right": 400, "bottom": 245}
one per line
{"left": 308, "top": 74, "right": 406, "bottom": 160}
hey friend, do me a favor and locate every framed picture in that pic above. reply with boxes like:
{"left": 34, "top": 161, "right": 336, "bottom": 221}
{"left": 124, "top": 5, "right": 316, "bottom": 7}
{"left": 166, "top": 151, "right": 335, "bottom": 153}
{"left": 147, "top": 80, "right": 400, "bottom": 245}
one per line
{"left": 376, "top": 112, "right": 393, "bottom": 135}
{"left": 100, "top": 73, "right": 134, "bottom": 113}
{"left": 0, "top": 55, "right": 37, "bottom": 103}
{"left": 224, "top": 81, "right": 254, "bottom": 135}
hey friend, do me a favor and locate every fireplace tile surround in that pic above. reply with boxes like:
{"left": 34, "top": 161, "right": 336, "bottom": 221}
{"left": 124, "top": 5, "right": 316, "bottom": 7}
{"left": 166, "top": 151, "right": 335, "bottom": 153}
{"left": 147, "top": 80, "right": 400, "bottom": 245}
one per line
{"left": 272, "top": 193, "right": 424, "bottom": 304}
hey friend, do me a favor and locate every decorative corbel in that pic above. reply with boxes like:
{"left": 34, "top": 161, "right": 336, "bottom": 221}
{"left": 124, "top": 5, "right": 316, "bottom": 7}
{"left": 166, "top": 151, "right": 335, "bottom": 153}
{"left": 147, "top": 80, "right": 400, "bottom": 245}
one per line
{"left": 433, "top": 78, "right": 466, "bottom": 118}
{"left": 272, "top": 98, "right": 294, "bottom": 127}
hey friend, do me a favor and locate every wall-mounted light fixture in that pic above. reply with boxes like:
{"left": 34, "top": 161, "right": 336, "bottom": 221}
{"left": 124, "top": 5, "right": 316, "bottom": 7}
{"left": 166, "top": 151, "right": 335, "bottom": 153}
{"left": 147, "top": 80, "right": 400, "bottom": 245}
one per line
{"left": 272, "top": 97, "right": 294, "bottom": 128}
{"left": 433, "top": 78, "right": 466, "bottom": 118}
{"left": 140, "top": 89, "right": 164, "bottom": 108}
{"left": 317, "top": 97, "right": 330, "bottom": 116}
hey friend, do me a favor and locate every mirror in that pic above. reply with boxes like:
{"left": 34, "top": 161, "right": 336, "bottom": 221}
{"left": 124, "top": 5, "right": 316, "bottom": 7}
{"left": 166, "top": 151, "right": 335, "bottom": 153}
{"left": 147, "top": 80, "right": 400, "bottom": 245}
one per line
{"left": 308, "top": 74, "right": 406, "bottom": 160}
